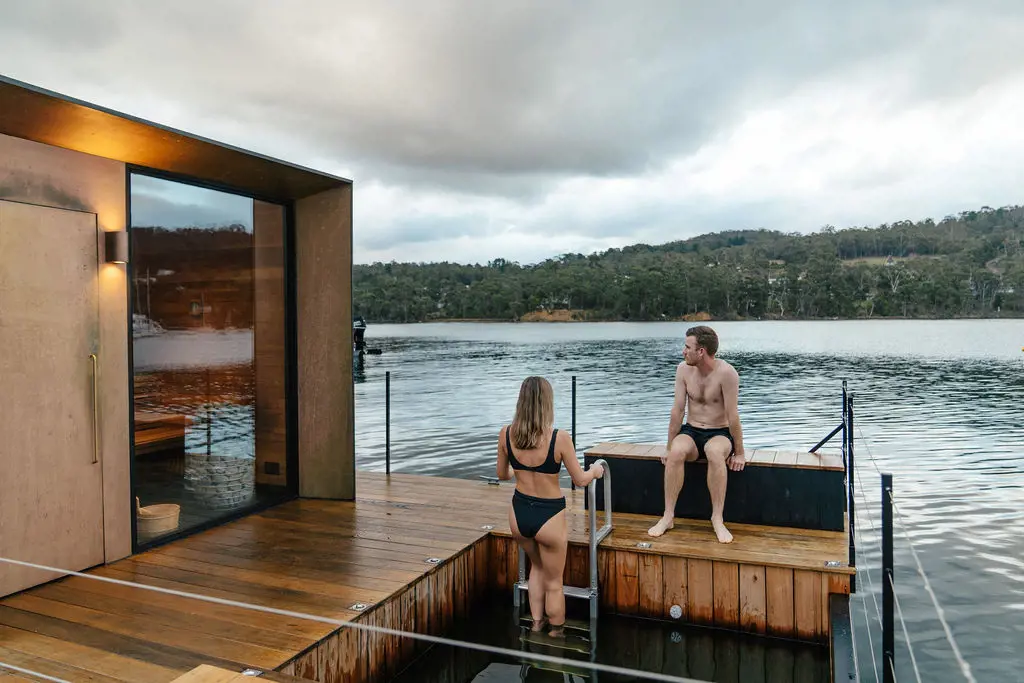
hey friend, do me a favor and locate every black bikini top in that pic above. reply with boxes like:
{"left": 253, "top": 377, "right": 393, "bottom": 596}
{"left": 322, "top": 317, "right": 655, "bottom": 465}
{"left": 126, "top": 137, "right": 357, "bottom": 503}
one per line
{"left": 506, "top": 427, "right": 561, "bottom": 474}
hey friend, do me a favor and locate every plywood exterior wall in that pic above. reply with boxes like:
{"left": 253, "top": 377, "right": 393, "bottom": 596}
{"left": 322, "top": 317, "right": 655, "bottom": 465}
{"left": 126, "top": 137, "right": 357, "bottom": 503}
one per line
{"left": 295, "top": 185, "right": 354, "bottom": 500}
{"left": 0, "top": 131, "right": 131, "bottom": 563}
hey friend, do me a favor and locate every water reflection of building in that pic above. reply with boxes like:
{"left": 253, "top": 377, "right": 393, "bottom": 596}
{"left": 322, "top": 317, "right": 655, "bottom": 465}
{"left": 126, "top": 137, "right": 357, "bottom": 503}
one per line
{"left": 1, "top": 74, "right": 356, "bottom": 598}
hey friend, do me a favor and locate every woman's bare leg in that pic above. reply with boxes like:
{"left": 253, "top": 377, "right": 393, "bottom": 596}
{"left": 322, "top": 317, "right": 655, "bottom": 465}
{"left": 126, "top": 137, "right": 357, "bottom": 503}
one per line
{"left": 533, "top": 509, "right": 568, "bottom": 631}
{"left": 510, "top": 504, "right": 546, "bottom": 626}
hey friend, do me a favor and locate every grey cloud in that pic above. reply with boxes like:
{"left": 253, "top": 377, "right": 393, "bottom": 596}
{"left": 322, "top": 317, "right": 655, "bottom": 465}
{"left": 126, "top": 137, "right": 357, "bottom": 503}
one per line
{"left": 5, "top": 0, "right": 1021, "bottom": 200}
{"left": 5, "top": 0, "right": 1024, "bottom": 269}
{"left": 357, "top": 213, "right": 487, "bottom": 251}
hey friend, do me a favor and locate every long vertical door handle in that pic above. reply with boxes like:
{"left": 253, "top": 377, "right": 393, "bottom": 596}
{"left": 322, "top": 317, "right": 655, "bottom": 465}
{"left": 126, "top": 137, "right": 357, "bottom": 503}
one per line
{"left": 89, "top": 353, "right": 99, "bottom": 464}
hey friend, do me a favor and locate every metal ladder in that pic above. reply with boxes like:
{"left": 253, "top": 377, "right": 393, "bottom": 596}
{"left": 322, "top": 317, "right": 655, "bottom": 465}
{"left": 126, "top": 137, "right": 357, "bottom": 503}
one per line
{"left": 513, "top": 459, "right": 613, "bottom": 620}
{"left": 514, "top": 460, "right": 612, "bottom": 681}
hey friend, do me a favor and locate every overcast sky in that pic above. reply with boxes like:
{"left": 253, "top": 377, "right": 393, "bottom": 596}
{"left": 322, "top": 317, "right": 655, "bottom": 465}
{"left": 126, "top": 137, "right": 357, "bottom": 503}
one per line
{"left": 3, "top": 1, "right": 1023, "bottom": 265}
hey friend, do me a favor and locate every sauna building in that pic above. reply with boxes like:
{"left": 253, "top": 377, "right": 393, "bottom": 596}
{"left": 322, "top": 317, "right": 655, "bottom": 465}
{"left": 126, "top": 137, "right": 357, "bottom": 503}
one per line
{"left": 0, "top": 73, "right": 859, "bottom": 683}
{"left": 0, "top": 74, "right": 355, "bottom": 597}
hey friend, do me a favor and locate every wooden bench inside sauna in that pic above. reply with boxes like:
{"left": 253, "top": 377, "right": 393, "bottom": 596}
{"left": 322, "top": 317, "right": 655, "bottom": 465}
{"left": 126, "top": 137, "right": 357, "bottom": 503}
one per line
{"left": 133, "top": 410, "right": 194, "bottom": 456}
{"left": 583, "top": 442, "right": 846, "bottom": 531}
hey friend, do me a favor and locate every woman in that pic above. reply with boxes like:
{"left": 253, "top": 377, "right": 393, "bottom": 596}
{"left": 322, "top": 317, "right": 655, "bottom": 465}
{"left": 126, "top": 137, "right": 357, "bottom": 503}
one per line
{"left": 496, "top": 376, "right": 604, "bottom": 634}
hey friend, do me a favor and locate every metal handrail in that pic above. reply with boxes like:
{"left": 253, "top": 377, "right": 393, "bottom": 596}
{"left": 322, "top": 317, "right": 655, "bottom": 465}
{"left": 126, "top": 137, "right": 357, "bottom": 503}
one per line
{"left": 587, "top": 459, "right": 612, "bottom": 592}
{"left": 515, "top": 459, "right": 613, "bottom": 598}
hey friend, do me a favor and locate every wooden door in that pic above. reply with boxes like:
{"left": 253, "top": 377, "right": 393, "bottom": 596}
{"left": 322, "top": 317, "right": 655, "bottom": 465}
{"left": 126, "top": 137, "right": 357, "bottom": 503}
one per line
{"left": 0, "top": 200, "right": 105, "bottom": 597}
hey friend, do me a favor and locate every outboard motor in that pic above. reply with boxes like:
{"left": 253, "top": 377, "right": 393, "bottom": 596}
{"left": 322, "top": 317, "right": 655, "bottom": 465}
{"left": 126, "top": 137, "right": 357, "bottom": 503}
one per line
{"left": 353, "top": 315, "right": 367, "bottom": 352}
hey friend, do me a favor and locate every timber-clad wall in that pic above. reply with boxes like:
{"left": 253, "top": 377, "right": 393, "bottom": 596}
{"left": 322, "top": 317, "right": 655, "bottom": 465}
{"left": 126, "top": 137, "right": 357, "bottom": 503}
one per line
{"left": 491, "top": 536, "right": 849, "bottom": 643}
{"left": 278, "top": 540, "right": 490, "bottom": 682}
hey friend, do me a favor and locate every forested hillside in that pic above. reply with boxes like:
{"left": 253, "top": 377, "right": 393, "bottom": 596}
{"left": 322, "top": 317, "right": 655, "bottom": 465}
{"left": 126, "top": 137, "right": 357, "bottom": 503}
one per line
{"left": 353, "top": 205, "right": 1024, "bottom": 322}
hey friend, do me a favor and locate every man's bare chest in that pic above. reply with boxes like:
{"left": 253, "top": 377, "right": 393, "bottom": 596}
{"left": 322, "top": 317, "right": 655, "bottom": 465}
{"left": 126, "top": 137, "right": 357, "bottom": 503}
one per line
{"left": 685, "top": 373, "right": 723, "bottom": 404}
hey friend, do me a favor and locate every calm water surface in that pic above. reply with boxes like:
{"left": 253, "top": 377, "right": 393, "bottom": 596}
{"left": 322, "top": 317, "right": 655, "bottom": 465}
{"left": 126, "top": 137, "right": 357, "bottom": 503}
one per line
{"left": 391, "top": 599, "right": 830, "bottom": 683}
{"left": 354, "top": 320, "right": 1024, "bottom": 683}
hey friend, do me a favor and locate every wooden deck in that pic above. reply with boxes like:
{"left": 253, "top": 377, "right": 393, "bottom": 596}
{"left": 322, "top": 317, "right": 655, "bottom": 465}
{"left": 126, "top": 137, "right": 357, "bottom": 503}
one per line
{"left": 0, "top": 471, "right": 851, "bottom": 683}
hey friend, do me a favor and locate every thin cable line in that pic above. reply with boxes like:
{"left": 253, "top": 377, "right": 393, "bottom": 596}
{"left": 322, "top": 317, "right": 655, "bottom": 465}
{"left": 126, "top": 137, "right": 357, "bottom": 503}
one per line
{"left": 850, "top": 465, "right": 885, "bottom": 683}
{"left": 856, "top": 423, "right": 883, "bottom": 475}
{"left": 888, "top": 657, "right": 900, "bottom": 683}
{"left": 0, "top": 662, "right": 72, "bottom": 683}
{"left": 0, "top": 557, "right": 701, "bottom": 683}
{"left": 888, "top": 571, "right": 923, "bottom": 683}
{"left": 887, "top": 492, "right": 976, "bottom": 683}
{"left": 859, "top": 592, "right": 882, "bottom": 683}
{"left": 854, "top": 466, "right": 885, "bottom": 631}
{"left": 854, "top": 411, "right": 975, "bottom": 683}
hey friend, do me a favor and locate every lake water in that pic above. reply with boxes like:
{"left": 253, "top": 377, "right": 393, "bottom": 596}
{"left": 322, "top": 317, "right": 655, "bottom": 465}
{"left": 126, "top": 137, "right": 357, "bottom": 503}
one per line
{"left": 391, "top": 599, "right": 831, "bottom": 683}
{"left": 353, "top": 319, "right": 1024, "bottom": 683}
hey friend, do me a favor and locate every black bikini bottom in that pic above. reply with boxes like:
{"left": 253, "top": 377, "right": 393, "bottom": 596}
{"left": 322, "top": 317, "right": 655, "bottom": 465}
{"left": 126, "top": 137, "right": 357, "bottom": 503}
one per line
{"left": 512, "top": 490, "right": 566, "bottom": 539}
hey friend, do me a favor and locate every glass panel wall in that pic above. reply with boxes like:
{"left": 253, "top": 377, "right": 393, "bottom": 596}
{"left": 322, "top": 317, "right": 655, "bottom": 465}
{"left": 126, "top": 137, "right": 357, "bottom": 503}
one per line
{"left": 129, "top": 173, "right": 291, "bottom": 546}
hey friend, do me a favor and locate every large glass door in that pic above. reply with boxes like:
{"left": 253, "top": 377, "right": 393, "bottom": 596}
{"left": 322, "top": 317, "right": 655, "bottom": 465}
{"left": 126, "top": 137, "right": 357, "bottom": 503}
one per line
{"left": 129, "top": 172, "right": 292, "bottom": 547}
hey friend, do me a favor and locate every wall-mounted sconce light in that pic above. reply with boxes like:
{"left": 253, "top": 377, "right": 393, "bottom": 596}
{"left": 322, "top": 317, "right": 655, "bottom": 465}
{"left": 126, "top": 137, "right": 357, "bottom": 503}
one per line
{"left": 104, "top": 231, "right": 128, "bottom": 264}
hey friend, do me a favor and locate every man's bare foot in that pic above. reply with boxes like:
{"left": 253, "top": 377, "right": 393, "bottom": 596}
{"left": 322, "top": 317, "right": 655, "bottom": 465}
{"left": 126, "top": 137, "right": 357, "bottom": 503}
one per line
{"left": 712, "top": 517, "right": 733, "bottom": 543}
{"left": 648, "top": 515, "right": 675, "bottom": 537}
{"left": 530, "top": 617, "right": 547, "bottom": 632}
{"left": 548, "top": 623, "right": 565, "bottom": 638}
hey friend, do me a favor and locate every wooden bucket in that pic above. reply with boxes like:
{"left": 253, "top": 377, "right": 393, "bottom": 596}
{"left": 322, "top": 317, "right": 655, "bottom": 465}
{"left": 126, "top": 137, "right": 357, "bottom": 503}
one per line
{"left": 136, "top": 496, "right": 180, "bottom": 535}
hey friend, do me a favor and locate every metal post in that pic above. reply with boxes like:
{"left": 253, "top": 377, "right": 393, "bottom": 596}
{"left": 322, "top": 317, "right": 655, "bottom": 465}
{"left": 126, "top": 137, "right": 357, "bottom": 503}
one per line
{"left": 882, "top": 473, "right": 894, "bottom": 683}
{"left": 572, "top": 375, "right": 577, "bottom": 445}
{"left": 848, "top": 392, "right": 856, "bottom": 592}
{"left": 385, "top": 371, "right": 391, "bottom": 476}
{"left": 571, "top": 375, "right": 577, "bottom": 491}
{"left": 842, "top": 380, "right": 848, "bottom": 467}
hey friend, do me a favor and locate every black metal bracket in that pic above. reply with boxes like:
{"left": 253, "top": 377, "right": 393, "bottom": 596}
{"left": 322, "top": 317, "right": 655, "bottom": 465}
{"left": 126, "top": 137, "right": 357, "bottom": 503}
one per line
{"left": 809, "top": 422, "right": 844, "bottom": 453}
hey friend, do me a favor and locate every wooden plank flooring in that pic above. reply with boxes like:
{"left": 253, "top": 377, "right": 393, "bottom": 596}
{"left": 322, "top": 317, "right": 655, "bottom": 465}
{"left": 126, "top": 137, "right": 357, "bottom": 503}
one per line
{"left": 0, "top": 471, "right": 852, "bottom": 682}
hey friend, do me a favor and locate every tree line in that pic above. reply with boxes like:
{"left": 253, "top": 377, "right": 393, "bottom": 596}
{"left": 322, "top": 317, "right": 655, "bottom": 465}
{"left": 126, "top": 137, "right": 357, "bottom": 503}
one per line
{"left": 353, "top": 205, "right": 1024, "bottom": 322}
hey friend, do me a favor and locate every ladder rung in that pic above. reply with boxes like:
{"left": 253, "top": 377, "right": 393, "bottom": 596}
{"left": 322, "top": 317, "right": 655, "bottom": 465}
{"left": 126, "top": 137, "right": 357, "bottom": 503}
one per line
{"left": 515, "top": 582, "right": 596, "bottom": 601}
{"left": 521, "top": 661, "right": 592, "bottom": 678}
{"left": 563, "top": 585, "right": 596, "bottom": 600}
{"left": 520, "top": 616, "right": 591, "bottom": 634}
{"left": 520, "top": 629, "right": 592, "bottom": 654}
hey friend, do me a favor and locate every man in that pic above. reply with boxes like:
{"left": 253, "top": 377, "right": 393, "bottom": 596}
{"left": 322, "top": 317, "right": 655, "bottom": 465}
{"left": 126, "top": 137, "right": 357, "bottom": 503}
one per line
{"left": 648, "top": 325, "right": 745, "bottom": 543}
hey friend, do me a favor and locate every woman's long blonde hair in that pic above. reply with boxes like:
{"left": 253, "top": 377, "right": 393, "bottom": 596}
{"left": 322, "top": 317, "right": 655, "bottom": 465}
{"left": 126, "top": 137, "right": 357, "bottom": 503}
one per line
{"left": 511, "top": 376, "right": 554, "bottom": 450}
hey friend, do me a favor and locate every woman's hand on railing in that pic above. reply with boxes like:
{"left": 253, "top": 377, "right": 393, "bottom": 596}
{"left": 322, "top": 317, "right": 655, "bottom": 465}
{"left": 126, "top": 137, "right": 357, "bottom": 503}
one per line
{"left": 588, "top": 463, "right": 605, "bottom": 481}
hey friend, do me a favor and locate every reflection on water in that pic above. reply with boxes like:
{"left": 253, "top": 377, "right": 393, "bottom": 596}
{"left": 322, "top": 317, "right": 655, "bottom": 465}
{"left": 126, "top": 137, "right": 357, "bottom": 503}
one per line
{"left": 391, "top": 599, "right": 828, "bottom": 683}
{"left": 355, "top": 320, "right": 1024, "bottom": 683}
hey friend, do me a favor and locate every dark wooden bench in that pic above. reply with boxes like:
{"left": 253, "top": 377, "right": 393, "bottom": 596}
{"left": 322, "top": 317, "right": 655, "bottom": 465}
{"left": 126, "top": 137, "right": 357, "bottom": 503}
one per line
{"left": 583, "top": 442, "right": 846, "bottom": 531}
